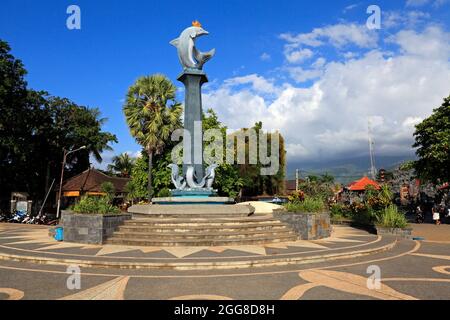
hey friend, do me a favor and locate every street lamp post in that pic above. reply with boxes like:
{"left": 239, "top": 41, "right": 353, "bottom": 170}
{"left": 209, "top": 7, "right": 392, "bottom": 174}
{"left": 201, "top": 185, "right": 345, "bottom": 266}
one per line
{"left": 56, "top": 146, "right": 86, "bottom": 219}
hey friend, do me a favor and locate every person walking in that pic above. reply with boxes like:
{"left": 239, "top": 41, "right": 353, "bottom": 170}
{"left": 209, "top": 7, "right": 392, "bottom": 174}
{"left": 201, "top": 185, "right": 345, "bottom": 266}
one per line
{"left": 415, "top": 204, "right": 424, "bottom": 224}
{"left": 432, "top": 204, "right": 441, "bottom": 225}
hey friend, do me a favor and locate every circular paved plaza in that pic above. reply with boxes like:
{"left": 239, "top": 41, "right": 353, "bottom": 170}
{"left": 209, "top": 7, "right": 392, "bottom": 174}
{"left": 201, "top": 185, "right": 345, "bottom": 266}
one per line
{"left": 0, "top": 223, "right": 449, "bottom": 300}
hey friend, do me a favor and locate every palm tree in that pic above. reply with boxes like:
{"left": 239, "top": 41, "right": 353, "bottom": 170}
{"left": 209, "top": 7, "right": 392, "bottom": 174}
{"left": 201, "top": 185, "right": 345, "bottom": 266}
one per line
{"left": 107, "top": 153, "right": 135, "bottom": 177}
{"left": 123, "top": 74, "right": 182, "bottom": 201}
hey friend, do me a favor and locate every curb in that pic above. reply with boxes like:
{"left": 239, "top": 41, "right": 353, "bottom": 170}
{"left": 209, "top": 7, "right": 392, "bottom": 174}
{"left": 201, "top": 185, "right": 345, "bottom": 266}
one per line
{"left": 0, "top": 240, "right": 396, "bottom": 271}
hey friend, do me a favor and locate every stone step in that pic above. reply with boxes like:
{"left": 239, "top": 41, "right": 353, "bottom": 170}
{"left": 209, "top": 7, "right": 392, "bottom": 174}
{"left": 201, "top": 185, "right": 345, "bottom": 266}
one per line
{"left": 111, "top": 229, "right": 296, "bottom": 240}
{"left": 123, "top": 217, "right": 280, "bottom": 227}
{"left": 129, "top": 204, "right": 255, "bottom": 217}
{"left": 119, "top": 222, "right": 287, "bottom": 232}
{"left": 105, "top": 234, "right": 298, "bottom": 247}
{"left": 133, "top": 213, "right": 252, "bottom": 219}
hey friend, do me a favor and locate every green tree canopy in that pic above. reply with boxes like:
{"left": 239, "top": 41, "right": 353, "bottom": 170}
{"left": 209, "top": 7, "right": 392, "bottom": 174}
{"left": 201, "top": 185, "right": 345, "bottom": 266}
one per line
{"left": 413, "top": 94, "right": 450, "bottom": 183}
{"left": 0, "top": 39, "right": 117, "bottom": 208}
{"left": 123, "top": 74, "right": 182, "bottom": 201}
{"left": 108, "top": 153, "right": 135, "bottom": 177}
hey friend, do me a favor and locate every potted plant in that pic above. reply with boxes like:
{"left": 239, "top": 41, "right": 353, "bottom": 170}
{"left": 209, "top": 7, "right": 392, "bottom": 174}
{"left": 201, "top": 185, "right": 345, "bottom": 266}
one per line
{"left": 375, "top": 205, "right": 412, "bottom": 239}
{"left": 274, "top": 196, "right": 331, "bottom": 240}
{"left": 61, "top": 183, "right": 131, "bottom": 244}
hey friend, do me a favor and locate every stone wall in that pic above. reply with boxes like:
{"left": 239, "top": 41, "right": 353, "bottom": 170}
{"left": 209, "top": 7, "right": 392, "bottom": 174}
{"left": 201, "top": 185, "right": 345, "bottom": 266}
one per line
{"left": 61, "top": 211, "right": 131, "bottom": 244}
{"left": 274, "top": 212, "right": 331, "bottom": 240}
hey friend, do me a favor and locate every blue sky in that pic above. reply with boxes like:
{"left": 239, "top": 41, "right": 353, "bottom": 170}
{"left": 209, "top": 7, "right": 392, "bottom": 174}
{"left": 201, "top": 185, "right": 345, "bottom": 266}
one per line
{"left": 1, "top": 0, "right": 450, "bottom": 172}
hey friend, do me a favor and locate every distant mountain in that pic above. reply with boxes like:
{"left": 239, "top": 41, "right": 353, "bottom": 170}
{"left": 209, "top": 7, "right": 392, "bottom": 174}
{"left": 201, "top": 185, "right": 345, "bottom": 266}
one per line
{"left": 286, "top": 154, "right": 417, "bottom": 184}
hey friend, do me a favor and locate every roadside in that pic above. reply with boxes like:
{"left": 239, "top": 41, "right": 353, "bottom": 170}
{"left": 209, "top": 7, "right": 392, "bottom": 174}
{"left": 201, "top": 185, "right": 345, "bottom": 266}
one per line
{"left": 409, "top": 223, "right": 450, "bottom": 242}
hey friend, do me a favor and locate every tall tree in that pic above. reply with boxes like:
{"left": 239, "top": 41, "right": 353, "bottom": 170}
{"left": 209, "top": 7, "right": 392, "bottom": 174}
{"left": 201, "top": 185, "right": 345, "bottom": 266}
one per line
{"left": 123, "top": 74, "right": 182, "bottom": 201}
{"left": 413, "top": 94, "right": 450, "bottom": 183}
{"left": 108, "top": 153, "right": 135, "bottom": 177}
{"left": 0, "top": 40, "right": 117, "bottom": 209}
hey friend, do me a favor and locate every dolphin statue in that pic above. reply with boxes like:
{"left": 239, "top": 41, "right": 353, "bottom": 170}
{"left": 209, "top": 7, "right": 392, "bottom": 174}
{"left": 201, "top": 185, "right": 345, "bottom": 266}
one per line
{"left": 205, "top": 164, "right": 218, "bottom": 189}
{"left": 167, "top": 164, "right": 186, "bottom": 190}
{"left": 170, "top": 22, "right": 215, "bottom": 70}
{"left": 185, "top": 164, "right": 218, "bottom": 189}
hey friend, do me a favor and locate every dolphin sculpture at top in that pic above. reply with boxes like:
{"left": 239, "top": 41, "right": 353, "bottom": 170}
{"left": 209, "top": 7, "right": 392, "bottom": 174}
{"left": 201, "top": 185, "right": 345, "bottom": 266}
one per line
{"left": 170, "top": 21, "right": 216, "bottom": 70}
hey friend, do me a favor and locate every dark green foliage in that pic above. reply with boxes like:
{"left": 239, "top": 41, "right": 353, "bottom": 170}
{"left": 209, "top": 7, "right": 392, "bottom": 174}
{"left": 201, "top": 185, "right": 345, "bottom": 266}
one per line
{"left": 100, "top": 182, "right": 115, "bottom": 204}
{"left": 71, "top": 195, "right": 120, "bottom": 214}
{"left": 0, "top": 40, "right": 117, "bottom": 205}
{"left": 376, "top": 205, "right": 408, "bottom": 228}
{"left": 413, "top": 94, "right": 450, "bottom": 183}
{"left": 123, "top": 74, "right": 182, "bottom": 201}
{"left": 107, "top": 153, "right": 135, "bottom": 177}
{"left": 284, "top": 196, "right": 326, "bottom": 213}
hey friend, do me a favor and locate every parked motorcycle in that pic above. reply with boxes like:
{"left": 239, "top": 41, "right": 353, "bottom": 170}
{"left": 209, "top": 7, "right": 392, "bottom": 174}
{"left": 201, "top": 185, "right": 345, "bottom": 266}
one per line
{"left": 8, "top": 210, "right": 27, "bottom": 223}
{"left": 0, "top": 211, "right": 12, "bottom": 222}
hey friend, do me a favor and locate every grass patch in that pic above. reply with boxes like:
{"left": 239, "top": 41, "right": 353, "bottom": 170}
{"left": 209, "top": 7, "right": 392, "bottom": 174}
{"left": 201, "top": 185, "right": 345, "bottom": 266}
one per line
{"left": 376, "top": 205, "right": 408, "bottom": 229}
{"left": 284, "top": 196, "right": 326, "bottom": 213}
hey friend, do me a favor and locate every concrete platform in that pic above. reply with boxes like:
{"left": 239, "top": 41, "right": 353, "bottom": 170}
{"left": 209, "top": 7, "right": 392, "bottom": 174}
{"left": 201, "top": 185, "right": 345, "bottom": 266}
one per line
{"left": 152, "top": 196, "right": 234, "bottom": 205}
{"left": 0, "top": 224, "right": 394, "bottom": 270}
{"left": 128, "top": 204, "right": 255, "bottom": 217}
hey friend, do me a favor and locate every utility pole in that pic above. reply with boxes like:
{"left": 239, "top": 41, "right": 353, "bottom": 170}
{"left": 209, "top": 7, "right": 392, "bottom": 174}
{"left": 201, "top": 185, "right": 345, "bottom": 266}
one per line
{"left": 56, "top": 146, "right": 86, "bottom": 219}
{"left": 295, "top": 169, "right": 299, "bottom": 192}
{"left": 368, "top": 119, "right": 377, "bottom": 179}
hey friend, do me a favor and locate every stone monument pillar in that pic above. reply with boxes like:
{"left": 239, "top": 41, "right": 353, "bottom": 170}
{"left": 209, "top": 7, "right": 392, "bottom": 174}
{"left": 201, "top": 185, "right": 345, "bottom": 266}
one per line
{"left": 166, "top": 20, "right": 219, "bottom": 194}
{"left": 177, "top": 70, "right": 208, "bottom": 179}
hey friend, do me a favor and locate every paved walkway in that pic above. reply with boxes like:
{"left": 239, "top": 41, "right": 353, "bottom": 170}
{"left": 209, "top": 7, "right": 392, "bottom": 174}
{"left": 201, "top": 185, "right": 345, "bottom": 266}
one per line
{"left": 0, "top": 223, "right": 449, "bottom": 300}
{"left": 410, "top": 223, "right": 450, "bottom": 242}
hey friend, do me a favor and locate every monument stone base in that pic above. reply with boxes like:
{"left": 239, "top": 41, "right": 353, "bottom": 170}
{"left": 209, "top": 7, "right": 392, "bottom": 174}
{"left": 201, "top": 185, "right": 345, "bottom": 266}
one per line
{"left": 152, "top": 196, "right": 234, "bottom": 205}
{"left": 127, "top": 203, "right": 255, "bottom": 218}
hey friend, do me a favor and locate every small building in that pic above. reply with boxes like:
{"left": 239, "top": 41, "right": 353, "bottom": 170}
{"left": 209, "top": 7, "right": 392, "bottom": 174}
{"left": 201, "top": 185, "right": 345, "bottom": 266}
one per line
{"left": 284, "top": 179, "right": 305, "bottom": 195}
{"left": 60, "top": 168, "right": 130, "bottom": 208}
{"left": 347, "top": 176, "right": 380, "bottom": 192}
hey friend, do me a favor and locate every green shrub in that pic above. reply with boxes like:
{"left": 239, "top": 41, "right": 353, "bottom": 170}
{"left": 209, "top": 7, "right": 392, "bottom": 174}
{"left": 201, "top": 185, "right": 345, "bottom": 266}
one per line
{"left": 351, "top": 209, "right": 377, "bottom": 225}
{"left": 376, "top": 205, "right": 408, "bottom": 228}
{"left": 100, "top": 181, "right": 115, "bottom": 204}
{"left": 284, "top": 196, "right": 325, "bottom": 213}
{"left": 72, "top": 196, "right": 120, "bottom": 214}
{"left": 330, "top": 203, "right": 351, "bottom": 219}
{"left": 157, "top": 187, "right": 171, "bottom": 198}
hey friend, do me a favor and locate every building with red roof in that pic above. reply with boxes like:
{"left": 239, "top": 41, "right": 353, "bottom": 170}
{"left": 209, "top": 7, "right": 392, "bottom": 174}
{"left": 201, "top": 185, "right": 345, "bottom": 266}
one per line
{"left": 347, "top": 176, "right": 380, "bottom": 191}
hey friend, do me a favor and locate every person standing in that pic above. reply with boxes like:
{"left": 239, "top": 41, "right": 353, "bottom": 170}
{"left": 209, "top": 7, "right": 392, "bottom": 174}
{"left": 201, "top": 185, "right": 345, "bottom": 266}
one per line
{"left": 432, "top": 204, "right": 441, "bottom": 225}
{"left": 415, "top": 205, "right": 424, "bottom": 224}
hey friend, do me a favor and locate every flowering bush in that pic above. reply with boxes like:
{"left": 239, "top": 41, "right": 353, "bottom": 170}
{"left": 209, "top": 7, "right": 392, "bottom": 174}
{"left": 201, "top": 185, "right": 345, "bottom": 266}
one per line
{"left": 288, "top": 191, "right": 305, "bottom": 203}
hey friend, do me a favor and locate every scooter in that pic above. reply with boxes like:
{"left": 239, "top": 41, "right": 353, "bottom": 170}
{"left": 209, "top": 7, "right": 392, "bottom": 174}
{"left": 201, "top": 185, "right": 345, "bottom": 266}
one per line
{"left": 21, "top": 212, "right": 34, "bottom": 224}
{"left": 8, "top": 210, "right": 27, "bottom": 223}
{"left": 0, "top": 211, "right": 11, "bottom": 222}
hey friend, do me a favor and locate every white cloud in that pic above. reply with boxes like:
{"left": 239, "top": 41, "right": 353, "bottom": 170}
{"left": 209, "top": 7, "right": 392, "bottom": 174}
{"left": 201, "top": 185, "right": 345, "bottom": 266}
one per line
{"left": 204, "top": 26, "right": 450, "bottom": 164}
{"left": 285, "top": 48, "right": 314, "bottom": 64}
{"left": 223, "top": 74, "right": 279, "bottom": 95}
{"left": 284, "top": 66, "right": 323, "bottom": 83}
{"left": 406, "top": 0, "right": 449, "bottom": 7}
{"left": 388, "top": 26, "right": 450, "bottom": 59}
{"left": 343, "top": 3, "right": 360, "bottom": 13}
{"left": 280, "top": 23, "right": 378, "bottom": 49}
{"left": 312, "top": 57, "right": 326, "bottom": 68}
{"left": 384, "top": 10, "right": 431, "bottom": 29}
{"left": 260, "top": 52, "right": 271, "bottom": 61}
{"left": 406, "top": 0, "right": 430, "bottom": 7}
